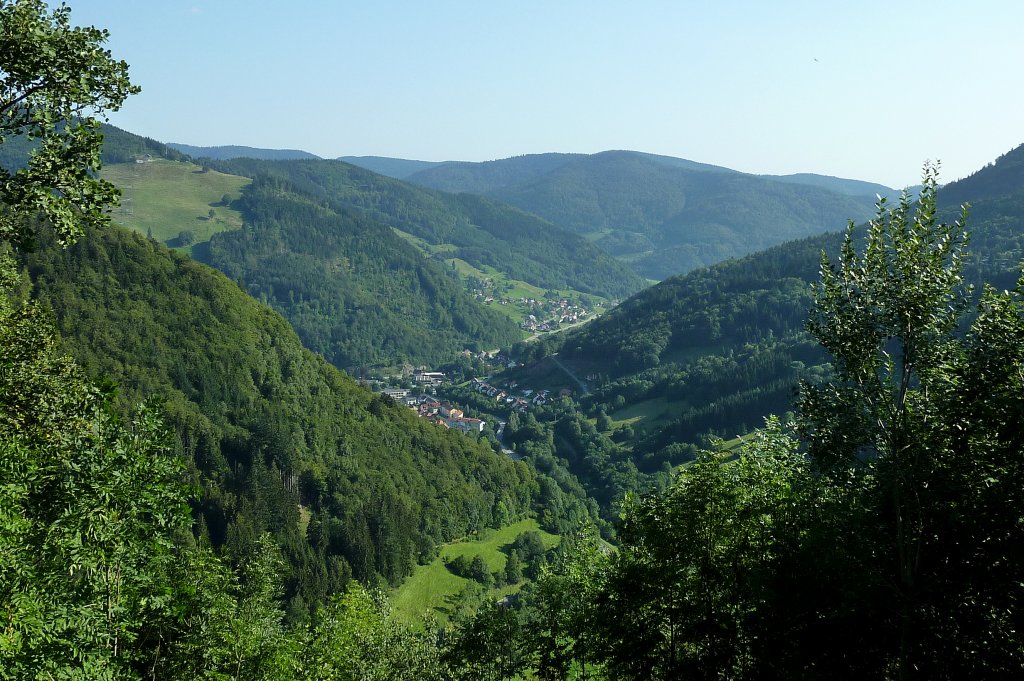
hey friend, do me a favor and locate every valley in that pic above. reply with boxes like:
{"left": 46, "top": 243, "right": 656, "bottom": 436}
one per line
{"left": 3, "top": 3, "right": 1023, "bottom": 675}
{"left": 12, "top": 125, "right": 1024, "bottom": 677}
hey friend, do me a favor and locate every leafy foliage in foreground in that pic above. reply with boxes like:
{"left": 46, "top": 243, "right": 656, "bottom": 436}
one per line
{"left": 1, "top": 261, "right": 188, "bottom": 676}
{"left": 0, "top": 0, "right": 138, "bottom": 251}
{"left": 447, "top": 171, "right": 1024, "bottom": 679}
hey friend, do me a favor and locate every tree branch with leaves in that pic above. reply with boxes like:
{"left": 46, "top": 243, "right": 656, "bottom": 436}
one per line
{"left": 1, "top": 0, "right": 139, "bottom": 250}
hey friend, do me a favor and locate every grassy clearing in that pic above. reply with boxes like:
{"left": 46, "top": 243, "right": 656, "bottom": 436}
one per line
{"left": 391, "top": 229, "right": 458, "bottom": 256}
{"left": 608, "top": 396, "right": 687, "bottom": 434}
{"left": 391, "top": 518, "right": 559, "bottom": 626}
{"left": 581, "top": 228, "right": 614, "bottom": 242}
{"left": 714, "top": 432, "right": 763, "bottom": 463}
{"left": 716, "top": 434, "right": 750, "bottom": 453}
{"left": 103, "top": 159, "right": 249, "bottom": 255}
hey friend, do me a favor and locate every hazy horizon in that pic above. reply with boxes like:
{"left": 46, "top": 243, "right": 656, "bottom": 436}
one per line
{"left": 67, "top": 0, "right": 1024, "bottom": 189}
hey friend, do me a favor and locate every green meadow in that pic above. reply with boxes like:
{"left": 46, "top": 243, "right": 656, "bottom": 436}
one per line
{"left": 103, "top": 159, "right": 249, "bottom": 255}
{"left": 391, "top": 518, "right": 559, "bottom": 626}
{"left": 607, "top": 396, "right": 688, "bottom": 435}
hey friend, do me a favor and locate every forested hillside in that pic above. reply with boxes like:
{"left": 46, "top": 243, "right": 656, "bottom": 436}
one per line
{"left": 406, "top": 149, "right": 888, "bottom": 279}
{"left": 18, "top": 222, "right": 555, "bottom": 607}
{"left": 195, "top": 174, "right": 521, "bottom": 367}
{"left": 517, "top": 145, "right": 1024, "bottom": 472}
{"left": 6, "top": 216, "right": 596, "bottom": 677}
{"left": 206, "top": 156, "right": 645, "bottom": 299}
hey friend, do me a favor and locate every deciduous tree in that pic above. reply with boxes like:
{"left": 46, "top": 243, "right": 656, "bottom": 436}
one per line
{"left": 799, "top": 165, "right": 1024, "bottom": 677}
{"left": 1, "top": 0, "right": 139, "bottom": 250}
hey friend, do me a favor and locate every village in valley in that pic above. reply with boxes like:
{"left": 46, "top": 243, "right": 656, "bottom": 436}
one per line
{"left": 374, "top": 361, "right": 574, "bottom": 442}
{"left": 364, "top": 279, "right": 608, "bottom": 444}
{"left": 483, "top": 294, "right": 592, "bottom": 333}
{"left": 465, "top": 273, "right": 598, "bottom": 333}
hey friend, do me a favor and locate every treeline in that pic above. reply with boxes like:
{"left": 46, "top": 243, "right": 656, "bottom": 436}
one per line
{"left": 99, "top": 123, "right": 191, "bottom": 164}
{"left": 0, "top": 122, "right": 188, "bottom": 171}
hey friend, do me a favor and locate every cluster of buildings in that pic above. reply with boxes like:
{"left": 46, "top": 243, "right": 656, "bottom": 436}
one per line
{"left": 376, "top": 369, "right": 449, "bottom": 403}
{"left": 412, "top": 369, "right": 446, "bottom": 387}
{"left": 465, "top": 283, "right": 593, "bottom": 333}
{"left": 519, "top": 299, "right": 590, "bottom": 332}
{"left": 415, "top": 398, "right": 486, "bottom": 433}
{"left": 380, "top": 390, "right": 486, "bottom": 434}
{"left": 471, "top": 378, "right": 566, "bottom": 412}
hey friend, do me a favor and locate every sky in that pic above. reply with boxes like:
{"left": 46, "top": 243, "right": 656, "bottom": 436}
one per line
{"left": 64, "top": 0, "right": 1024, "bottom": 189}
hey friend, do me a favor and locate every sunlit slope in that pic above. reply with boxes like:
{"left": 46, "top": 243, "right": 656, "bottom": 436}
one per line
{"left": 520, "top": 143, "right": 1024, "bottom": 465}
{"left": 102, "top": 159, "right": 249, "bottom": 254}
{"left": 406, "top": 150, "right": 887, "bottom": 280}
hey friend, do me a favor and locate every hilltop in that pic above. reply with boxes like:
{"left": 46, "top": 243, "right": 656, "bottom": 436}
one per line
{"left": 393, "top": 150, "right": 896, "bottom": 279}
{"left": 167, "top": 142, "right": 321, "bottom": 160}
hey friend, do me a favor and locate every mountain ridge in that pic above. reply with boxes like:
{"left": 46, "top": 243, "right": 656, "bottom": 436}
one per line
{"left": 204, "top": 156, "right": 646, "bottom": 301}
{"left": 167, "top": 142, "right": 322, "bottom": 161}
{"left": 394, "top": 150, "right": 897, "bottom": 279}
{"left": 523, "top": 142, "right": 1024, "bottom": 466}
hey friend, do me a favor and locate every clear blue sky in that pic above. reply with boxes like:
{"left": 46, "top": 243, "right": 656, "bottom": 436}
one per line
{"left": 66, "top": 0, "right": 1023, "bottom": 188}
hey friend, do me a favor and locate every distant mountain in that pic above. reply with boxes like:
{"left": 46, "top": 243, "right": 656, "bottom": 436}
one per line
{"left": 406, "top": 153, "right": 584, "bottom": 194}
{"left": 337, "top": 156, "right": 444, "bottom": 179}
{"left": 406, "top": 150, "right": 891, "bottom": 280}
{"left": 629, "top": 151, "right": 739, "bottom": 175}
{"left": 167, "top": 142, "right": 321, "bottom": 161}
{"left": 763, "top": 172, "right": 901, "bottom": 199}
{"left": 526, "top": 142, "right": 1024, "bottom": 466}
